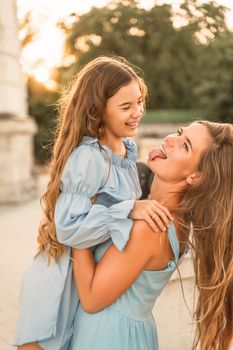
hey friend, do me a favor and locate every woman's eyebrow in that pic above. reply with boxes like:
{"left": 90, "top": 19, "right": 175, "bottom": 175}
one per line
{"left": 181, "top": 128, "right": 193, "bottom": 150}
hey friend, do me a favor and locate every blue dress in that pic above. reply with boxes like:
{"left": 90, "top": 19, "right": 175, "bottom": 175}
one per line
{"left": 70, "top": 224, "right": 183, "bottom": 350}
{"left": 14, "top": 136, "right": 141, "bottom": 349}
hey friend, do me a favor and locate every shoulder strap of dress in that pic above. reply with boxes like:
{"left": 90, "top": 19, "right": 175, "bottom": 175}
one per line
{"left": 167, "top": 223, "right": 180, "bottom": 264}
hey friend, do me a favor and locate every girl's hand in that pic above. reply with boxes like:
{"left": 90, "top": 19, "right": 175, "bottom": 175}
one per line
{"left": 129, "top": 200, "right": 173, "bottom": 232}
{"left": 91, "top": 195, "right": 97, "bottom": 204}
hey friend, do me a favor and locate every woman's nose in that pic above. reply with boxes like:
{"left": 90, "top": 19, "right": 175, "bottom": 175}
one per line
{"left": 164, "top": 135, "right": 175, "bottom": 146}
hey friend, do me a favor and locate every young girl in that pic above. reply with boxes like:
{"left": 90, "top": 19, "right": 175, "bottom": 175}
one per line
{"left": 15, "top": 56, "right": 172, "bottom": 350}
{"left": 71, "top": 121, "right": 233, "bottom": 350}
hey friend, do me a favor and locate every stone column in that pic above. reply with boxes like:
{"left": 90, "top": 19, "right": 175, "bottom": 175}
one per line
{"left": 0, "top": 0, "right": 37, "bottom": 203}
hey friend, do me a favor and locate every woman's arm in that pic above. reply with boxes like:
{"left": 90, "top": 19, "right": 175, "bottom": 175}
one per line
{"left": 72, "top": 220, "right": 170, "bottom": 313}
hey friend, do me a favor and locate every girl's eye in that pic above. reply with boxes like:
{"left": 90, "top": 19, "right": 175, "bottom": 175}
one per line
{"left": 121, "top": 106, "right": 130, "bottom": 110}
{"left": 183, "top": 143, "right": 189, "bottom": 152}
{"left": 177, "top": 129, "right": 182, "bottom": 136}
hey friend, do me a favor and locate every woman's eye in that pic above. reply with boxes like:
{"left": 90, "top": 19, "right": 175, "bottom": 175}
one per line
{"left": 177, "top": 129, "right": 188, "bottom": 151}
{"left": 122, "top": 107, "right": 130, "bottom": 110}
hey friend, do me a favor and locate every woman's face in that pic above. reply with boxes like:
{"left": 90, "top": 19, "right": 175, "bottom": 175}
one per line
{"left": 147, "top": 123, "right": 212, "bottom": 184}
{"left": 102, "top": 79, "right": 144, "bottom": 140}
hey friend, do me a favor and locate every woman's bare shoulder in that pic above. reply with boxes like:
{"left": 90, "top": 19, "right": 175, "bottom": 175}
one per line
{"left": 131, "top": 220, "right": 173, "bottom": 269}
{"left": 131, "top": 220, "right": 170, "bottom": 252}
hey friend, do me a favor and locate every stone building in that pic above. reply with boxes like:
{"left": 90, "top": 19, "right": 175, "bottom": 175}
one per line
{"left": 0, "top": 0, "right": 37, "bottom": 203}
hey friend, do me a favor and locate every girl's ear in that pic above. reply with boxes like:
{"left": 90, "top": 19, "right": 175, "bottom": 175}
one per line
{"left": 186, "top": 172, "right": 202, "bottom": 185}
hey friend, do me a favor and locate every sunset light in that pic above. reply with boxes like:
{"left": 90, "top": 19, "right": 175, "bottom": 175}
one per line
{"left": 33, "top": 66, "right": 50, "bottom": 83}
{"left": 17, "top": 0, "right": 233, "bottom": 86}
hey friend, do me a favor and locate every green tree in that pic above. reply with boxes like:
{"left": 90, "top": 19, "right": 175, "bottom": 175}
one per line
{"left": 27, "top": 77, "right": 59, "bottom": 163}
{"left": 195, "top": 32, "right": 233, "bottom": 122}
{"left": 19, "top": 1, "right": 232, "bottom": 164}
{"left": 59, "top": 0, "right": 228, "bottom": 110}
{"left": 18, "top": 12, "right": 37, "bottom": 48}
{"left": 19, "top": 12, "right": 60, "bottom": 163}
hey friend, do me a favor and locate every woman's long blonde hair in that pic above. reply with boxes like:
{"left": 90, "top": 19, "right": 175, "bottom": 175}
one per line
{"left": 37, "top": 56, "right": 147, "bottom": 262}
{"left": 177, "top": 121, "right": 233, "bottom": 350}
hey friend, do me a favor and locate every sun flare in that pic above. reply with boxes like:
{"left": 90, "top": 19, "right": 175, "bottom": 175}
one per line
{"left": 17, "top": 0, "right": 233, "bottom": 89}
{"left": 33, "top": 66, "right": 50, "bottom": 83}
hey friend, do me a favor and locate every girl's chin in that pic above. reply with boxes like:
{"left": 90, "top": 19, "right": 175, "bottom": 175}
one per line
{"left": 126, "top": 126, "right": 138, "bottom": 133}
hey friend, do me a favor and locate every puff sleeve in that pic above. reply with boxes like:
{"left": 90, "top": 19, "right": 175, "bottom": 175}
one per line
{"left": 55, "top": 143, "right": 135, "bottom": 252}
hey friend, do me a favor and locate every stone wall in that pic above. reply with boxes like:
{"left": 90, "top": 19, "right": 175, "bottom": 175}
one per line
{"left": 0, "top": 0, "right": 27, "bottom": 115}
{"left": 0, "top": 114, "right": 37, "bottom": 203}
{"left": 0, "top": 0, "right": 37, "bottom": 204}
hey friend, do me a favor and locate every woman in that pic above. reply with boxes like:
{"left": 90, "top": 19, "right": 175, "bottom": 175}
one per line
{"left": 71, "top": 121, "right": 233, "bottom": 350}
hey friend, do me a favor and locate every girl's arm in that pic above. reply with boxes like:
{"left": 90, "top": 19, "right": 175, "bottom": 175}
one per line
{"left": 17, "top": 343, "right": 42, "bottom": 350}
{"left": 55, "top": 144, "right": 136, "bottom": 251}
{"left": 72, "top": 220, "right": 171, "bottom": 313}
{"left": 56, "top": 145, "right": 172, "bottom": 251}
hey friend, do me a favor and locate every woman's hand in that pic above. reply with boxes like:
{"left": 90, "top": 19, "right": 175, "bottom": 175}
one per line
{"left": 129, "top": 200, "right": 173, "bottom": 232}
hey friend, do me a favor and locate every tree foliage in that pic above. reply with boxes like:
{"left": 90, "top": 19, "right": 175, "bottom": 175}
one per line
{"left": 27, "top": 78, "right": 59, "bottom": 163}
{"left": 59, "top": 0, "right": 229, "bottom": 111}
{"left": 23, "top": 0, "right": 232, "bottom": 162}
{"left": 195, "top": 31, "right": 233, "bottom": 122}
{"left": 19, "top": 12, "right": 37, "bottom": 48}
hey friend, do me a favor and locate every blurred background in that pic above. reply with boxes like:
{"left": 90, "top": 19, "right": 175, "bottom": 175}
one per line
{"left": 0, "top": 1, "right": 232, "bottom": 349}
{"left": 17, "top": 0, "right": 233, "bottom": 164}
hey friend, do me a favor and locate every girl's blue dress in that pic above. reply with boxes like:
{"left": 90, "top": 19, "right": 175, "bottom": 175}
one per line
{"left": 14, "top": 136, "right": 141, "bottom": 349}
{"left": 69, "top": 224, "right": 183, "bottom": 350}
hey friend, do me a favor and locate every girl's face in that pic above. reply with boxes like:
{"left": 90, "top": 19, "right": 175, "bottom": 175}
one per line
{"left": 102, "top": 79, "right": 144, "bottom": 140}
{"left": 148, "top": 123, "right": 212, "bottom": 184}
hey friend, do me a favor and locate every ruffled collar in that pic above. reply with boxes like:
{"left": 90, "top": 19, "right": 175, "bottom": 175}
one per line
{"left": 81, "top": 136, "right": 138, "bottom": 168}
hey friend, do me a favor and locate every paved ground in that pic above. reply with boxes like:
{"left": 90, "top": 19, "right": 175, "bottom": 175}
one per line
{"left": 0, "top": 175, "right": 47, "bottom": 350}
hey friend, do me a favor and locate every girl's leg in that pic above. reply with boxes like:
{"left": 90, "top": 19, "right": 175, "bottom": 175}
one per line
{"left": 17, "top": 343, "right": 42, "bottom": 350}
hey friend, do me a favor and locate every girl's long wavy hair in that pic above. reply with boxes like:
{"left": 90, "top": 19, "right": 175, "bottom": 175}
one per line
{"left": 177, "top": 121, "right": 233, "bottom": 350}
{"left": 37, "top": 56, "right": 147, "bottom": 263}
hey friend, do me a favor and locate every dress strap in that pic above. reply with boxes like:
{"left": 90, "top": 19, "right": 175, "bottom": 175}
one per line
{"left": 167, "top": 223, "right": 180, "bottom": 264}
